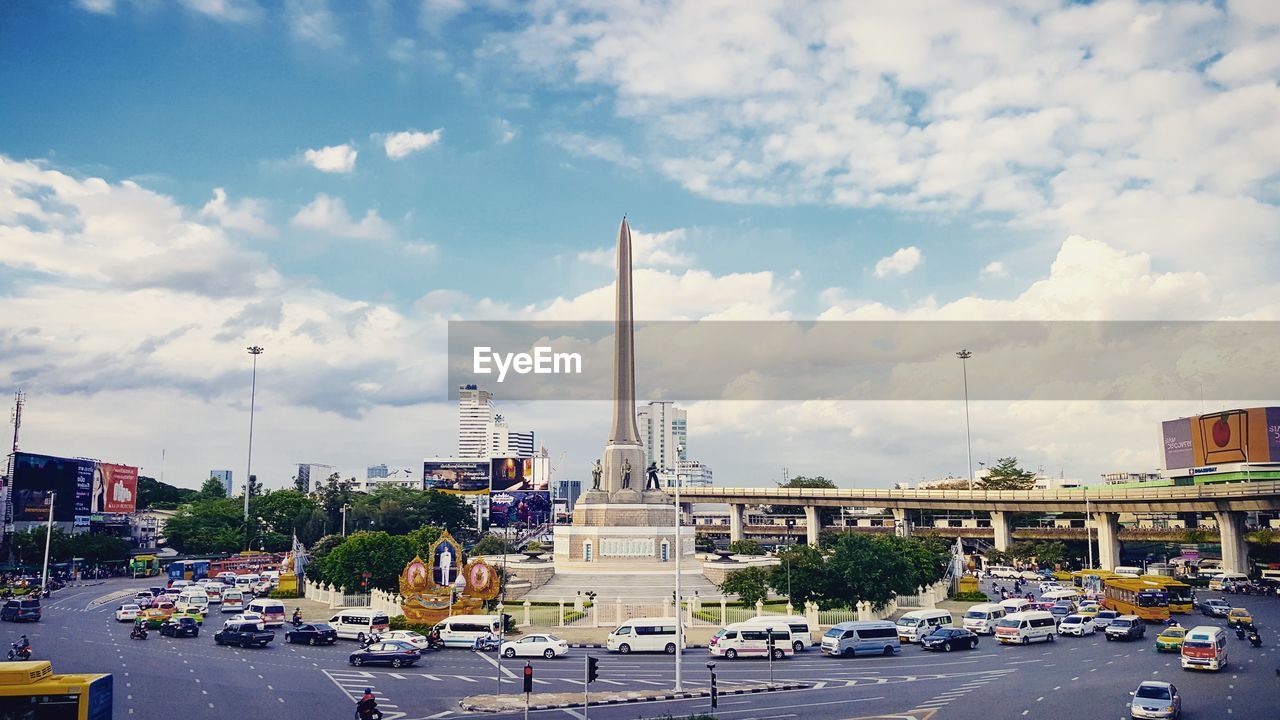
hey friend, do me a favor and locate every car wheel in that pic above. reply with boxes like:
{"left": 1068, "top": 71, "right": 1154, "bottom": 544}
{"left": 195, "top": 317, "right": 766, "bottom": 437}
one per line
{"left": 392, "top": 659, "right": 403, "bottom": 668}
{"left": 504, "top": 648, "right": 516, "bottom": 658}
{"left": 842, "top": 647, "right": 854, "bottom": 657}
{"left": 192, "top": 630, "right": 199, "bottom": 637}
{"left": 725, "top": 649, "right": 737, "bottom": 659}
{"left": 665, "top": 643, "right": 676, "bottom": 655}
{"left": 1021, "top": 636, "right": 1029, "bottom": 645}
{"left": 215, "top": 637, "right": 223, "bottom": 646}
{"left": 772, "top": 648, "right": 784, "bottom": 660}
{"left": 544, "top": 649, "right": 556, "bottom": 659}
{"left": 618, "top": 644, "right": 631, "bottom": 655}
{"left": 1047, "top": 633, "right": 1054, "bottom": 642}
{"left": 793, "top": 640, "right": 804, "bottom": 653}
{"left": 943, "top": 642, "right": 952, "bottom": 652}
{"left": 970, "top": 639, "right": 978, "bottom": 649}
{"left": 353, "top": 657, "right": 364, "bottom": 666}
{"left": 309, "top": 637, "right": 317, "bottom": 646}
{"left": 883, "top": 645, "right": 894, "bottom": 656}
{"left": 1105, "top": 634, "right": 1113, "bottom": 641}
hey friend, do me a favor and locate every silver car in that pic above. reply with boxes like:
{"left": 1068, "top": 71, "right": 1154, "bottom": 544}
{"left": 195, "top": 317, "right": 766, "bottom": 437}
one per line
{"left": 1130, "top": 680, "right": 1181, "bottom": 719}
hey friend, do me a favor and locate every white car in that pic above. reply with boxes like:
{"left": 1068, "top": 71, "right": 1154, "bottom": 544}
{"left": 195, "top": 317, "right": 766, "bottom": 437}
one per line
{"left": 225, "top": 613, "right": 265, "bottom": 629}
{"left": 1057, "top": 615, "right": 1096, "bottom": 636}
{"left": 1019, "top": 570, "right": 1041, "bottom": 581}
{"left": 115, "top": 604, "right": 141, "bottom": 622}
{"left": 380, "top": 630, "right": 431, "bottom": 649}
{"left": 1039, "top": 582, "right": 1063, "bottom": 592}
{"left": 133, "top": 592, "right": 154, "bottom": 609}
{"left": 501, "top": 634, "right": 570, "bottom": 659}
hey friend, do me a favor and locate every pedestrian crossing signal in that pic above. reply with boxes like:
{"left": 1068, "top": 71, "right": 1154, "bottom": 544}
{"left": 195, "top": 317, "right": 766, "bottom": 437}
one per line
{"left": 587, "top": 656, "right": 599, "bottom": 683}
{"left": 523, "top": 663, "right": 533, "bottom": 693}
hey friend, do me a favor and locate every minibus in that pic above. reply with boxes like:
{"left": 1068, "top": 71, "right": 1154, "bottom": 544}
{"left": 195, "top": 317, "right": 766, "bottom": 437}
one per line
{"left": 895, "top": 609, "right": 953, "bottom": 643}
{"left": 961, "top": 603, "right": 1006, "bottom": 635}
{"left": 432, "top": 614, "right": 502, "bottom": 648}
{"left": 606, "top": 617, "right": 683, "bottom": 654}
{"left": 328, "top": 609, "right": 392, "bottom": 642}
{"left": 1180, "top": 625, "right": 1228, "bottom": 671}
{"left": 995, "top": 611, "right": 1057, "bottom": 645}
{"left": 738, "top": 615, "right": 813, "bottom": 652}
{"left": 247, "top": 598, "right": 286, "bottom": 628}
{"left": 709, "top": 622, "right": 793, "bottom": 660}
{"left": 820, "top": 621, "right": 901, "bottom": 657}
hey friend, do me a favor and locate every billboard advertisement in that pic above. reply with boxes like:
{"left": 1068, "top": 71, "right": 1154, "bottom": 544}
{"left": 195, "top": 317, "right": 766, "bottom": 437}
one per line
{"left": 424, "top": 460, "right": 491, "bottom": 495}
{"left": 1187, "top": 407, "right": 1279, "bottom": 467}
{"left": 10, "top": 452, "right": 91, "bottom": 522}
{"left": 488, "top": 490, "right": 552, "bottom": 528}
{"left": 94, "top": 462, "right": 138, "bottom": 513}
{"left": 490, "top": 457, "right": 546, "bottom": 492}
{"left": 1161, "top": 418, "right": 1194, "bottom": 470}
{"left": 1269, "top": 407, "right": 1280, "bottom": 461}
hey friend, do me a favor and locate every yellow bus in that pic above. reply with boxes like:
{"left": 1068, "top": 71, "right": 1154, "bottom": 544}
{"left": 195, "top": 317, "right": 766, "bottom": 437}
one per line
{"left": 1071, "top": 569, "right": 1121, "bottom": 594}
{"left": 1102, "top": 578, "right": 1170, "bottom": 622}
{"left": 1140, "top": 575, "right": 1193, "bottom": 614}
{"left": 0, "top": 661, "right": 112, "bottom": 719}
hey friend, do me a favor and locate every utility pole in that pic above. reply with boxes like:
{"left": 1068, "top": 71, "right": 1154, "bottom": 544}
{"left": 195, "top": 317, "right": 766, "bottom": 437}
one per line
{"left": 674, "top": 471, "right": 683, "bottom": 692}
{"left": 956, "top": 350, "right": 974, "bottom": 491}
{"left": 40, "top": 492, "right": 55, "bottom": 594}
{"left": 245, "top": 346, "right": 264, "bottom": 550}
{"left": 1085, "top": 487, "right": 1094, "bottom": 569}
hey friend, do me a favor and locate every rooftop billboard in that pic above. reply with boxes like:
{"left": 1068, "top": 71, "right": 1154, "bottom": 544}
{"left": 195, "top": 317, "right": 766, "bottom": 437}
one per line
{"left": 423, "top": 460, "right": 491, "bottom": 495}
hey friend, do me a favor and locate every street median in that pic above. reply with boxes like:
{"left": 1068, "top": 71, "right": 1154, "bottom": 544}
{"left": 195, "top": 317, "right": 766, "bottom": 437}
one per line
{"left": 459, "top": 681, "right": 812, "bottom": 713}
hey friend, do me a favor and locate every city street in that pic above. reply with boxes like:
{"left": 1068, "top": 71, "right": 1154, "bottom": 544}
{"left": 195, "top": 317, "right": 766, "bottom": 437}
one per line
{"left": 18, "top": 577, "right": 1280, "bottom": 719}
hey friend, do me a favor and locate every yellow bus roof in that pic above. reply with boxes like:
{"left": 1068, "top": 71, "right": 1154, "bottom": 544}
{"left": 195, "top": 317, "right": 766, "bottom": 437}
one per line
{"left": 1104, "top": 577, "right": 1165, "bottom": 591}
{"left": 1140, "top": 575, "right": 1190, "bottom": 587}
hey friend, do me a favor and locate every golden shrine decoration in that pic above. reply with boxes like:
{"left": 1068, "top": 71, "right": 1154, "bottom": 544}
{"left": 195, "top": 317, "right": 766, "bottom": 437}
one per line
{"left": 397, "top": 531, "right": 498, "bottom": 623}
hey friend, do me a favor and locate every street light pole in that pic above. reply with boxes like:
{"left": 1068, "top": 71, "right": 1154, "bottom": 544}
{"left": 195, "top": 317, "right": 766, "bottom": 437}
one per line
{"left": 341, "top": 503, "right": 350, "bottom": 536}
{"left": 1085, "top": 487, "right": 1094, "bottom": 569}
{"left": 956, "top": 350, "right": 974, "bottom": 491}
{"left": 674, "top": 473, "right": 683, "bottom": 693}
{"left": 39, "top": 492, "right": 55, "bottom": 594}
{"left": 245, "top": 345, "right": 264, "bottom": 550}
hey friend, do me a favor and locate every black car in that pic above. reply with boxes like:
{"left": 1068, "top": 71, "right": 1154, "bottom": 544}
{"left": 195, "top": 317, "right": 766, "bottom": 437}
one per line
{"left": 1, "top": 599, "right": 41, "bottom": 623}
{"left": 160, "top": 617, "right": 200, "bottom": 638}
{"left": 349, "top": 640, "right": 421, "bottom": 668}
{"left": 214, "top": 622, "right": 275, "bottom": 648}
{"left": 286, "top": 623, "right": 338, "bottom": 645}
{"left": 920, "top": 627, "right": 978, "bottom": 652}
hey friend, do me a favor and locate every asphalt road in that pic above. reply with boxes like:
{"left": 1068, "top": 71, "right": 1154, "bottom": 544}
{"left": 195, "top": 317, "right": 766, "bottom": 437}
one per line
{"left": 15, "top": 577, "right": 1280, "bottom": 720}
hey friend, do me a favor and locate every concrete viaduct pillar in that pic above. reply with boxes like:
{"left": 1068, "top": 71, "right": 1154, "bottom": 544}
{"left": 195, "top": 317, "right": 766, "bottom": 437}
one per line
{"left": 1214, "top": 511, "right": 1250, "bottom": 574}
{"left": 990, "top": 511, "right": 1013, "bottom": 552}
{"left": 728, "top": 504, "right": 745, "bottom": 543}
{"left": 1093, "top": 512, "right": 1121, "bottom": 571}
{"left": 892, "top": 508, "right": 912, "bottom": 539}
{"left": 803, "top": 506, "right": 820, "bottom": 546}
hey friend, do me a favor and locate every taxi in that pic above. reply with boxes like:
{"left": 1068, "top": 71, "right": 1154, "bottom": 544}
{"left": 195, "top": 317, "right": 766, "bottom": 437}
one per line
{"left": 170, "top": 609, "right": 204, "bottom": 625}
{"left": 1226, "top": 607, "right": 1253, "bottom": 627}
{"left": 1154, "top": 625, "right": 1186, "bottom": 652}
{"left": 141, "top": 607, "right": 172, "bottom": 628}
{"left": 1077, "top": 604, "right": 1101, "bottom": 619}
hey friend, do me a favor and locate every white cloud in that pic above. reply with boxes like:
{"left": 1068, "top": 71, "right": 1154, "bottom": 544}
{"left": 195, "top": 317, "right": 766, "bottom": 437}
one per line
{"left": 290, "top": 193, "right": 394, "bottom": 240}
{"left": 578, "top": 227, "right": 693, "bottom": 268}
{"left": 198, "top": 188, "right": 276, "bottom": 238}
{"left": 179, "top": 0, "right": 262, "bottom": 23}
{"left": 303, "top": 144, "right": 357, "bottom": 173}
{"left": 495, "top": 118, "right": 518, "bottom": 145}
{"left": 548, "top": 133, "right": 641, "bottom": 169}
{"left": 874, "top": 246, "right": 923, "bottom": 278}
{"left": 75, "top": 0, "right": 116, "bottom": 13}
{"left": 381, "top": 129, "right": 444, "bottom": 160}
{"left": 285, "top": 0, "right": 343, "bottom": 49}
{"left": 402, "top": 241, "right": 439, "bottom": 259}
{"left": 981, "top": 261, "right": 1007, "bottom": 278}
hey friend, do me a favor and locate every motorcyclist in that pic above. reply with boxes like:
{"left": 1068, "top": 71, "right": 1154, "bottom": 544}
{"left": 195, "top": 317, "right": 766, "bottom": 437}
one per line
{"left": 1235, "top": 624, "right": 1247, "bottom": 640}
{"left": 427, "top": 628, "right": 444, "bottom": 649}
{"left": 356, "top": 688, "right": 382, "bottom": 720}
{"left": 292, "top": 608, "right": 303, "bottom": 625}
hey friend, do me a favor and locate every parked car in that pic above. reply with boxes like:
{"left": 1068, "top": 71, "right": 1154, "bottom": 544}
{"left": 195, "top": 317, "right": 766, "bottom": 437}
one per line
{"left": 501, "top": 634, "right": 570, "bottom": 659}
{"left": 1155, "top": 626, "right": 1186, "bottom": 653}
{"left": 1, "top": 599, "right": 41, "bottom": 623}
{"left": 1129, "top": 680, "right": 1181, "bottom": 719}
{"left": 285, "top": 623, "right": 338, "bottom": 646}
{"left": 159, "top": 617, "right": 200, "bottom": 638}
{"left": 214, "top": 622, "right": 275, "bottom": 648}
{"left": 349, "top": 640, "right": 421, "bottom": 668}
{"left": 919, "top": 627, "right": 978, "bottom": 652}
{"left": 1105, "top": 615, "right": 1146, "bottom": 641}
{"left": 115, "top": 604, "right": 142, "bottom": 622}
{"left": 1198, "top": 598, "right": 1231, "bottom": 618}
{"left": 1057, "top": 615, "right": 1096, "bottom": 636}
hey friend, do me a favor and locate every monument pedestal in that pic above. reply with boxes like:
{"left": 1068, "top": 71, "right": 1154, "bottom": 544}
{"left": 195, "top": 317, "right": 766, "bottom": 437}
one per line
{"left": 553, "top": 501, "right": 695, "bottom": 571}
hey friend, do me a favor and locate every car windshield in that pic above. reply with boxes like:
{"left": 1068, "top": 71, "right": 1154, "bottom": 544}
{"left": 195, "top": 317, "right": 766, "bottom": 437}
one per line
{"left": 1183, "top": 640, "right": 1211, "bottom": 649}
{"left": 900, "top": 617, "right": 924, "bottom": 627}
{"left": 823, "top": 628, "right": 843, "bottom": 638}
{"left": 996, "top": 618, "right": 1020, "bottom": 628}
{"left": 964, "top": 611, "right": 988, "bottom": 619}
{"left": 1135, "top": 686, "right": 1171, "bottom": 700}
{"left": 1162, "top": 628, "right": 1185, "bottom": 637}
{"left": 1063, "top": 616, "right": 1082, "bottom": 623}
{"left": 1113, "top": 620, "right": 1132, "bottom": 627}
{"left": 1099, "top": 611, "right": 1118, "bottom": 618}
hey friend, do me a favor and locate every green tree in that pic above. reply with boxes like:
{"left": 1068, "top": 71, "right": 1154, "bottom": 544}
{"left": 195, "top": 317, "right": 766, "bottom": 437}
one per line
{"left": 769, "top": 476, "right": 841, "bottom": 524}
{"left": 254, "top": 490, "right": 318, "bottom": 539}
{"left": 695, "top": 534, "right": 716, "bottom": 553}
{"left": 471, "top": 534, "right": 514, "bottom": 556}
{"left": 1030, "top": 541, "right": 1066, "bottom": 568}
{"left": 718, "top": 567, "right": 771, "bottom": 606}
{"left": 727, "top": 539, "right": 764, "bottom": 556}
{"left": 135, "top": 475, "right": 197, "bottom": 509}
{"left": 768, "top": 543, "right": 834, "bottom": 605}
{"left": 163, "top": 498, "right": 247, "bottom": 554}
{"left": 979, "top": 457, "right": 1037, "bottom": 490}
{"left": 198, "top": 477, "right": 228, "bottom": 499}
{"left": 347, "top": 486, "right": 474, "bottom": 535}
{"left": 320, "top": 531, "right": 413, "bottom": 592}
{"left": 304, "top": 534, "right": 346, "bottom": 582}
{"left": 822, "top": 533, "right": 950, "bottom": 610}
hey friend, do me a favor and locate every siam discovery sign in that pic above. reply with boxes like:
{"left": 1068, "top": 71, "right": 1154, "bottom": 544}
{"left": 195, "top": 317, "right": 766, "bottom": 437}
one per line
{"left": 1162, "top": 418, "right": 1194, "bottom": 470}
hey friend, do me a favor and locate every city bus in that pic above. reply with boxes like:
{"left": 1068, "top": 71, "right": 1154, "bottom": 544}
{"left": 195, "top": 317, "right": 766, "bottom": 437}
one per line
{"left": 1071, "top": 569, "right": 1121, "bottom": 595}
{"left": 1103, "top": 578, "right": 1170, "bottom": 622}
{"left": 0, "top": 661, "right": 111, "bottom": 719}
{"left": 1140, "top": 575, "right": 1194, "bottom": 614}
{"left": 131, "top": 554, "right": 161, "bottom": 578}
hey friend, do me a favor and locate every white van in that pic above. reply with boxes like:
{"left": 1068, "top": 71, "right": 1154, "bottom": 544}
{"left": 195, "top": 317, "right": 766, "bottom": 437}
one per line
{"left": 1180, "top": 625, "right": 1228, "bottom": 671}
{"left": 329, "top": 609, "right": 392, "bottom": 642}
{"left": 895, "top": 610, "right": 953, "bottom": 643}
{"left": 1208, "top": 572, "right": 1249, "bottom": 591}
{"left": 709, "top": 622, "right": 793, "bottom": 660}
{"left": 234, "top": 574, "right": 260, "bottom": 594}
{"left": 999, "top": 598, "right": 1031, "bottom": 615}
{"left": 962, "top": 603, "right": 1006, "bottom": 635}
{"left": 433, "top": 614, "right": 502, "bottom": 648}
{"left": 606, "top": 617, "right": 683, "bottom": 654}
{"left": 1041, "top": 589, "right": 1081, "bottom": 602}
{"left": 739, "top": 615, "right": 813, "bottom": 652}
{"left": 221, "top": 589, "right": 245, "bottom": 613}
{"left": 175, "top": 589, "right": 210, "bottom": 614}
{"left": 247, "top": 598, "right": 286, "bottom": 627}
{"left": 995, "top": 611, "right": 1057, "bottom": 645}
{"left": 820, "top": 621, "right": 901, "bottom": 657}
{"left": 986, "top": 566, "right": 1019, "bottom": 579}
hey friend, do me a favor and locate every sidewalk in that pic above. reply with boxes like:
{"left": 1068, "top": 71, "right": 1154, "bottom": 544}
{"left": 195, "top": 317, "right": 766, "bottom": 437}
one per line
{"left": 516, "top": 624, "right": 718, "bottom": 647}
{"left": 461, "top": 681, "right": 811, "bottom": 713}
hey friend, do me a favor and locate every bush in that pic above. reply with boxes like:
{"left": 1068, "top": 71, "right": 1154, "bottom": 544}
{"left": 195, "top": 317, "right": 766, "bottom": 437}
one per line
{"left": 951, "top": 591, "right": 991, "bottom": 602}
{"left": 525, "top": 540, "right": 543, "bottom": 552}
{"left": 268, "top": 589, "right": 300, "bottom": 599}
{"left": 727, "top": 539, "right": 764, "bottom": 556}
{"left": 388, "top": 615, "right": 438, "bottom": 634}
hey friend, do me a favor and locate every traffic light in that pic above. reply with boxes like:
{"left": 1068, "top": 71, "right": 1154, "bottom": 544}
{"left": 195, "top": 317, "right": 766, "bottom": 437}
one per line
{"left": 523, "top": 663, "right": 533, "bottom": 693}
{"left": 586, "top": 656, "right": 599, "bottom": 683}
{"left": 766, "top": 628, "right": 776, "bottom": 654}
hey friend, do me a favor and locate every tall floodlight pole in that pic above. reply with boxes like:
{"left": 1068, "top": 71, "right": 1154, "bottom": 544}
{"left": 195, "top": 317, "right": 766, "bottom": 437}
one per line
{"left": 674, "top": 475, "right": 683, "bottom": 693}
{"left": 40, "top": 492, "right": 55, "bottom": 594}
{"left": 956, "top": 350, "right": 974, "bottom": 490}
{"left": 245, "top": 345, "right": 264, "bottom": 549}
{"left": 1085, "top": 487, "right": 1094, "bottom": 569}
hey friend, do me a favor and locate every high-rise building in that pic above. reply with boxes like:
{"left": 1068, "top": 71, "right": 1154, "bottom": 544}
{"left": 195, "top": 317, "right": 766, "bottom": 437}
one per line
{"left": 554, "top": 479, "right": 583, "bottom": 511}
{"left": 367, "top": 464, "right": 389, "bottom": 479}
{"left": 637, "top": 401, "right": 687, "bottom": 473}
{"left": 458, "top": 385, "right": 496, "bottom": 458}
{"left": 295, "top": 463, "right": 334, "bottom": 494}
{"left": 507, "top": 429, "right": 535, "bottom": 457}
{"left": 209, "top": 470, "right": 233, "bottom": 497}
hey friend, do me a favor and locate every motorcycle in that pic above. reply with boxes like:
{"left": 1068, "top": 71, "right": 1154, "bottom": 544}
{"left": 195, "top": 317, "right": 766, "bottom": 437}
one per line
{"left": 425, "top": 636, "right": 446, "bottom": 652}
{"left": 1235, "top": 625, "right": 1247, "bottom": 640}
{"left": 1249, "top": 631, "right": 1262, "bottom": 648}
{"left": 130, "top": 626, "right": 148, "bottom": 640}
{"left": 7, "top": 642, "right": 31, "bottom": 661}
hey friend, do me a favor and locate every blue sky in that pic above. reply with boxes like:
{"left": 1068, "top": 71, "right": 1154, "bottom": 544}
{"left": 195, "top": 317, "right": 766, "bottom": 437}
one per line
{"left": 1, "top": 0, "right": 1277, "bottom": 489}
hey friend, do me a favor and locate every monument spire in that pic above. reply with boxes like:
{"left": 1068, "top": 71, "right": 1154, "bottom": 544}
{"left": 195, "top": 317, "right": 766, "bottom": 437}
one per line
{"left": 608, "top": 216, "right": 642, "bottom": 445}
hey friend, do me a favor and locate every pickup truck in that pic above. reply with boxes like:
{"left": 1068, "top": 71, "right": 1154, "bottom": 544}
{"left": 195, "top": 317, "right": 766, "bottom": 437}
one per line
{"left": 214, "top": 622, "right": 275, "bottom": 648}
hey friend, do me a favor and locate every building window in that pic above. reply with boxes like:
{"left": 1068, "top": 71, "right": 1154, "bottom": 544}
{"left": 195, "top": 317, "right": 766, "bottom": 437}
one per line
{"left": 584, "top": 541, "right": 593, "bottom": 563}
{"left": 660, "top": 540, "right": 670, "bottom": 562}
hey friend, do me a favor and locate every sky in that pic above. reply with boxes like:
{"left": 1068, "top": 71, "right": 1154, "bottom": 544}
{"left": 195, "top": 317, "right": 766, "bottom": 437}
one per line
{"left": 1, "top": 0, "right": 1278, "bottom": 491}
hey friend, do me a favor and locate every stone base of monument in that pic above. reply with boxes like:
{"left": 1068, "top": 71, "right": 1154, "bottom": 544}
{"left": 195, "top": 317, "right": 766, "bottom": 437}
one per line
{"left": 552, "top": 508, "right": 696, "bottom": 572}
